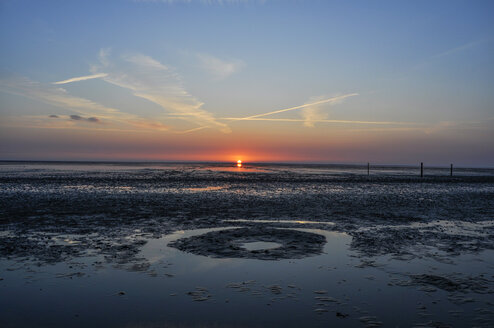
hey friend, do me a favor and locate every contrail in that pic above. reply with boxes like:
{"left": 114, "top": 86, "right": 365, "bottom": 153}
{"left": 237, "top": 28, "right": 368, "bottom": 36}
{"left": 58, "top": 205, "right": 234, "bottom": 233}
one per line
{"left": 219, "top": 118, "right": 418, "bottom": 125}
{"left": 174, "top": 126, "right": 209, "bottom": 134}
{"left": 53, "top": 73, "right": 108, "bottom": 85}
{"left": 224, "top": 93, "right": 358, "bottom": 121}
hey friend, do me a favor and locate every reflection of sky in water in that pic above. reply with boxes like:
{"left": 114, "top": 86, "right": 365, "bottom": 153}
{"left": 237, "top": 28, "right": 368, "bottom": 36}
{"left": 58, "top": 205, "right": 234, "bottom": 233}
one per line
{"left": 184, "top": 186, "right": 227, "bottom": 192}
{"left": 241, "top": 241, "right": 282, "bottom": 251}
{"left": 1, "top": 227, "right": 493, "bottom": 327}
{"left": 224, "top": 219, "right": 335, "bottom": 225}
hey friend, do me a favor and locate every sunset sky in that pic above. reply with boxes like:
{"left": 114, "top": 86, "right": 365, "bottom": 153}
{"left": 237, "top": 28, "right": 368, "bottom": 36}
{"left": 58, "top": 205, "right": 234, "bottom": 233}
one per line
{"left": 1, "top": 0, "right": 493, "bottom": 165}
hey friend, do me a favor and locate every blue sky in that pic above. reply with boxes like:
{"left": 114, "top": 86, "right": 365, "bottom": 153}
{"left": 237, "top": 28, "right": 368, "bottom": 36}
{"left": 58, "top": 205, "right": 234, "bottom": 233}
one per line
{"left": 1, "top": 0, "right": 493, "bottom": 165}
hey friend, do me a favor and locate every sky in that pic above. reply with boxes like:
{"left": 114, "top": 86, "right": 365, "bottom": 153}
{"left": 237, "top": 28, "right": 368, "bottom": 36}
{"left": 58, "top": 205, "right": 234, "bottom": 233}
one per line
{"left": 0, "top": 0, "right": 493, "bottom": 165}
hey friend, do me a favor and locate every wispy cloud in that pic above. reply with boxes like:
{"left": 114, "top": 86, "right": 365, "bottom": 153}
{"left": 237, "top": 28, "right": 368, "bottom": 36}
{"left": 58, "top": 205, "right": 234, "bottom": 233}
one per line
{"left": 422, "top": 119, "right": 492, "bottom": 134}
{"left": 431, "top": 39, "right": 486, "bottom": 59}
{"left": 196, "top": 53, "right": 245, "bottom": 79}
{"left": 223, "top": 118, "right": 416, "bottom": 125}
{"left": 69, "top": 115, "right": 100, "bottom": 123}
{"left": 85, "top": 49, "right": 231, "bottom": 133}
{"left": 409, "top": 39, "right": 488, "bottom": 73}
{"left": 0, "top": 74, "right": 121, "bottom": 119}
{"left": 219, "top": 94, "right": 426, "bottom": 127}
{"left": 224, "top": 94, "right": 358, "bottom": 121}
{"left": 124, "top": 54, "right": 168, "bottom": 70}
{"left": 15, "top": 49, "right": 233, "bottom": 134}
{"left": 0, "top": 72, "right": 169, "bottom": 131}
{"left": 300, "top": 96, "right": 329, "bottom": 127}
{"left": 2, "top": 114, "right": 156, "bottom": 134}
{"left": 53, "top": 73, "right": 108, "bottom": 85}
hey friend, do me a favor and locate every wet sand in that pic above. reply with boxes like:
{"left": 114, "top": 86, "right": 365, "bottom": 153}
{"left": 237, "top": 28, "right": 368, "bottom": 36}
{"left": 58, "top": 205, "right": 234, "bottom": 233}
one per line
{"left": 0, "top": 162, "right": 493, "bottom": 327}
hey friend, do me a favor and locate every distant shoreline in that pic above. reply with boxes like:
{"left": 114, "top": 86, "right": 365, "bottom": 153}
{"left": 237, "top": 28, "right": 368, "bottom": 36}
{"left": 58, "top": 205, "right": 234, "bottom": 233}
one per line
{"left": 0, "top": 159, "right": 493, "bottom": 170}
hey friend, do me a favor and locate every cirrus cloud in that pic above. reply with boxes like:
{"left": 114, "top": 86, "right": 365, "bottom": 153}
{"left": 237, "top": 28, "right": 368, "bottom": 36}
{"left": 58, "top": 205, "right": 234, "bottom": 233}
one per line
{"left": 195, "top": 52, "right": 245, "bottom": 79}
{"left": 87, "top": 49, "right": 232, "bottom": 133}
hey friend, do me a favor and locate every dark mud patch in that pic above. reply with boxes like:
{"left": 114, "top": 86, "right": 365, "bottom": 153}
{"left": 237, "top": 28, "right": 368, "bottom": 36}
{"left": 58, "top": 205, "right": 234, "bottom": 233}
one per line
{"left": 409, "top": 274, "right": 493, "bottom": 294}
{"left": 349, "top": 221, "right": 494, "bottom": 258}
{"left": 412, "top": 274, "right": 463, "bottom": 292}
{"left": 168, "top": 227, "right": 326, "bottom": 260}
{"left": 0, "top": 225, "right": 161, "bottom": 273}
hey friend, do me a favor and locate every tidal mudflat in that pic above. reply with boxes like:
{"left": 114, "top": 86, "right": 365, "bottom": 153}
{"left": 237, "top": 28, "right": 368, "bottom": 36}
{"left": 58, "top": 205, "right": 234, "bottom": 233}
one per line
{"left": 1, "top": 162, "right": 494, "bottom": 327}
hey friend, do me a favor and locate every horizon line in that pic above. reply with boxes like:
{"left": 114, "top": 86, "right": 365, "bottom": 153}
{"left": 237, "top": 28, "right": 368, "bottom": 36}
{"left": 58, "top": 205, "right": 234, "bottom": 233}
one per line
{"left": 0, "top": 159, "right": 492, "bottom": 169}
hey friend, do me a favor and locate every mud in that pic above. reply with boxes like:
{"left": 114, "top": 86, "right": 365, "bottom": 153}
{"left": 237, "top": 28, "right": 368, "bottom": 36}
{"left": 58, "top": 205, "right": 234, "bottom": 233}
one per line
{"left": 1, "top": 163, "right": 493, "bottom": 269}
{"left": 168, "top": 227, "right": 326, "bottom": 260}
{"left": 1, "top": 163, "right": 493, "bottom": 327}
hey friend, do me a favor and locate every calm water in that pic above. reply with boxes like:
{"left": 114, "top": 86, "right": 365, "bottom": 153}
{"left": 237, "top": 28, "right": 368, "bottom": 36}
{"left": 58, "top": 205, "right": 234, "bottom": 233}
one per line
{"left": 1, "top": 227, "right": 493, "bottom": 327}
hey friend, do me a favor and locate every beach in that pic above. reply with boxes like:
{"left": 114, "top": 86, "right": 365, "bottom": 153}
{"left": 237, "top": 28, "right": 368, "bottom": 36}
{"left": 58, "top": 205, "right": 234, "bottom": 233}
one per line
{"left": 1, "top": 162, "right": 493, "bottom": 327}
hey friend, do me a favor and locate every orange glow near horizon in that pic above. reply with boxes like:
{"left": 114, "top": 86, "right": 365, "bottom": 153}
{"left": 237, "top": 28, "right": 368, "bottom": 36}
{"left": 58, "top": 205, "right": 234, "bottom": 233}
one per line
{"left": 237, "top": 159, "right": 242, "bottom": 168}
{"left": 3, "top": 124, "right": 396, "bottom": 163}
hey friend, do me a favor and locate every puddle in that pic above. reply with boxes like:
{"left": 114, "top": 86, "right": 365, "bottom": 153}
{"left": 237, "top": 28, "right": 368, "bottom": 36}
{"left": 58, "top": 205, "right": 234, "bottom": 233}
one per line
{"left": 241, "top": 241, "right": 282, "bottom": 251}
{"left": 223, "top": 219, "right": 335, "bottom": 225}
{"left": 1, "top": 226, "right": 493, "bottom": 327}
{"left": 184, "top": 186, "right": 227, "bottom": 192}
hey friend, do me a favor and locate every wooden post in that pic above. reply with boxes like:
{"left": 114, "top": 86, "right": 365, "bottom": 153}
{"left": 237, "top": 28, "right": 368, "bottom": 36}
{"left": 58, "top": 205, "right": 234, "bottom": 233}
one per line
{"left": 367, "top": 162, "right": 370, "bottom": 176}
{"left": 420, "top": 162, "right": 423, "bottom": 177}
{"left": 450, "top": 163, "right": 453, "bottom": 177}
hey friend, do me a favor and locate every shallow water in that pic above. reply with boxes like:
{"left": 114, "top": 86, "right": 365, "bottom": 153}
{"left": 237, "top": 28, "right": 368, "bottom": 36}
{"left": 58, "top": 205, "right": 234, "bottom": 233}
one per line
{"left": 241, "top": 241, "right": 283, "bottom": 251}
{"left": 1, "top": 162, "right": 493, "bottom": 327}
{"left": 1, "top": 226, "right": 493, "bottom": 327}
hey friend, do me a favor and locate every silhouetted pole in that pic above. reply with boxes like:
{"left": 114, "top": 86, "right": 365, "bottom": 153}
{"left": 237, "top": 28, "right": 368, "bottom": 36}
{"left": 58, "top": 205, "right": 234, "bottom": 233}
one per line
{"left": 367, "top": 162, "right": 370, "bottom": 176}
{"left": 450, "top": 164, "right": 453, "bottom": 177}
{"left": 420, "top": 162, "right": 423, "bottom": 177}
